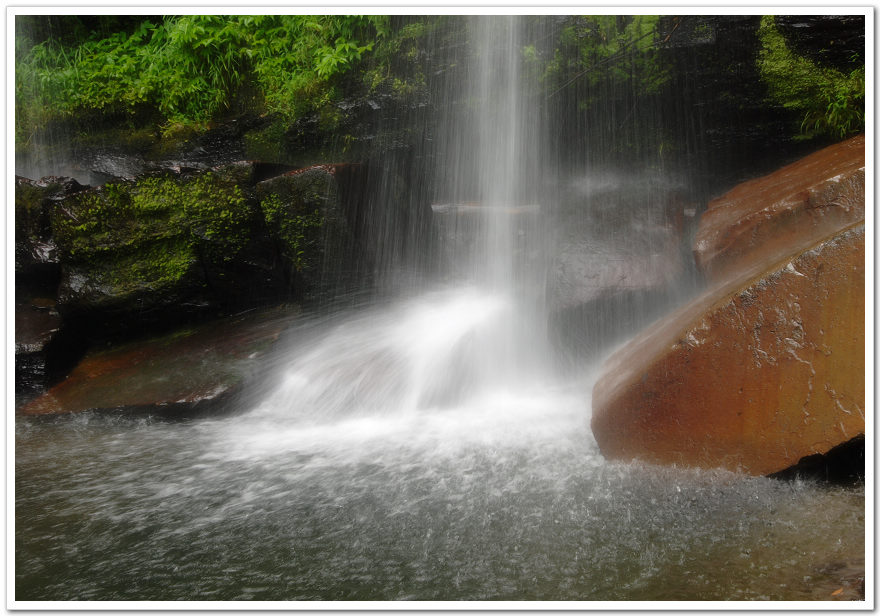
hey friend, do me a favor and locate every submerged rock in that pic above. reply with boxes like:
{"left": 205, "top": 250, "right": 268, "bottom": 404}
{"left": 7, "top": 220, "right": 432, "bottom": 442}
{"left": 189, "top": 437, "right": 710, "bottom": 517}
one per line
{"left": 694, "top": 134, "right": 864, "bottom": 284}
{"left": 19, "top": 307, "right": 297, "bottom": 417}
{"left": 591, "top": 224, "right": 864, "bottom": 476}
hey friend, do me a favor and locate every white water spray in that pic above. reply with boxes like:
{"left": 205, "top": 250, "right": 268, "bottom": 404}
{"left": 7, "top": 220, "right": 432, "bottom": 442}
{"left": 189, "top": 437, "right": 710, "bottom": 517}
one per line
{"left": 237, "top": 16, "right": 564, "bottom": 445}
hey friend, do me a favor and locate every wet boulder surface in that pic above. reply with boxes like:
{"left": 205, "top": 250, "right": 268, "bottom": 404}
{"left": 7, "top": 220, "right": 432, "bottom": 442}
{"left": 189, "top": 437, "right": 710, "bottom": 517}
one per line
{"left": 255, "top": 163, "right": 367, "bottom": 297}
{"left": 15, "top": 176, "right": 86, "bottom": 397}
{"left": 19, "top": 307, "right": 297, "bottom": 418}
{"left": 591, "top": 138, "right": 865, "bottom": 477}
{"left": 15, "top": 295, "right": 63, "bottom": 400}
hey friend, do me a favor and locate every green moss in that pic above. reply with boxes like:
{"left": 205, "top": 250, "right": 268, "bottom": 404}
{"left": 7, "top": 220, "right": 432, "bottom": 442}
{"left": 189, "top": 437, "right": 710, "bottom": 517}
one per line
{"left": 260, "top": 192, "right": 324, "bottom": 273}
{"left": 100, "top": 238, "right": 196, "bottom": 294}
{"left": 243, "top": 120, "right": 288, "bottom": 162}
{"left": 757, "top": 15, "right": 864, "bottom": 140}
{"left": 53, "top": 171, "right": 251, "bottom": 297}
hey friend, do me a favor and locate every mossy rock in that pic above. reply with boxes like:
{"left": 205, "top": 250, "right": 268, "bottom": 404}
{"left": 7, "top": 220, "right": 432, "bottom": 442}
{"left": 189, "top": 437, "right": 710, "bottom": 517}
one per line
{"left": 256, "top": 165, "right": 357, "bottom": 293}
{"left": 243, "top": 119, "right": 290, "bottom": 164}
{"left": 51, "top": 170, "right": 264, "bottom": 334}
{"left": 57, "top": 237, "right": 201, "bottom": 309}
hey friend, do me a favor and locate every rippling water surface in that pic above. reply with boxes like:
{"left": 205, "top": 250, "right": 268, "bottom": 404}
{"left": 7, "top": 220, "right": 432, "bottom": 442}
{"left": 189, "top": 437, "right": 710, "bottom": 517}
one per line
{"left": 15, "top": 288, "right": 865, "bottom": 603}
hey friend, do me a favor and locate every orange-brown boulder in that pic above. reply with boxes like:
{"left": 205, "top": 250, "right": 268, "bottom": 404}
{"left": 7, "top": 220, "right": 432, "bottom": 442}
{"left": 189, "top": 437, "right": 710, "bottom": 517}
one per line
{"left": 591, "top": 224, "right": 864, "bottom": 476}
{"left": 694, "top": 135, "right": 864, "bottom": 284}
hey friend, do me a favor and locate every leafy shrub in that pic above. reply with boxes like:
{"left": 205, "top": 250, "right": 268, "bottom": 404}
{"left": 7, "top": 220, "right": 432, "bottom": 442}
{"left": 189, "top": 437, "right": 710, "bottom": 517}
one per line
{"left": 543, "top": 15, "right": 668, "bottom": 102}
{"left": 757, "top": 15, "right": 864, "bottom": 140}
{"left": 15, "top": 15, "right": 391, "bottom": 142}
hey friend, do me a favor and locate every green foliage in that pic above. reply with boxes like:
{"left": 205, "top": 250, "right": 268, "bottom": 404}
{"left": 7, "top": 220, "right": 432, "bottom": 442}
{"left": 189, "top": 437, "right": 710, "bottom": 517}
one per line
{"left": 362, "top": 17, "right": 431, "bottom": 98}
{"left": 543, "top": 15, "right": 668, "bottom": 100}
{"left": 15, "top": 15, "right": 391, "bottom": 141}
{"left": 244, "top": 15, "right": 388, "bottom": 118}
{"left": 757, "top": 15, "right": 864, "bottom": 140}
{"left": 260, "top": 192, "right": 324, "bottom": 273}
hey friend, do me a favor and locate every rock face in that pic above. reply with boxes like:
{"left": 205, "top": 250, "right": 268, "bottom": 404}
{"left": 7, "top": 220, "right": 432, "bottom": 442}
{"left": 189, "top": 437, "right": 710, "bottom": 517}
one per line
{"left": 694, "top": 134, "right": 864, "bottom": 284}
{"left": 15, "top": 162, "right": 368, "bottom": 343}
{"left": 20, "top": 307, "right": 296, "bottom": 416}
{"left": 591, "top": 137, "right": 865, "bottom": 476}
{"left": 15, "top": 176, "right": 88, "bottom": 398}
{"left": 592, "top": 224, "right": 864, "bottom": 475}
{"left": 14, "top": 161, "right": 371, "bottom": 403}
{"left": 547, "top": 174, "right": 698, "bottom": 358}
{"left": 50, "top": 163, "right": 281, "bottom": 335}
{"left": 15, "top": 175, "right": 84, "bottom": 273}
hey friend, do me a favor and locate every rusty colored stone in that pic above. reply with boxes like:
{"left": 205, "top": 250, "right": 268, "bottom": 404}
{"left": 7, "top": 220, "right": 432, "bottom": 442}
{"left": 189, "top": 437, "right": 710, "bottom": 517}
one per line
{"left": 694, "top": 135, "right": 864, "bottom": 284}
{"left": 591, "top": 224, "right": 864, "bottom": 476}
{"left": 20, "top": 307, "right": 297, "bottom": 416}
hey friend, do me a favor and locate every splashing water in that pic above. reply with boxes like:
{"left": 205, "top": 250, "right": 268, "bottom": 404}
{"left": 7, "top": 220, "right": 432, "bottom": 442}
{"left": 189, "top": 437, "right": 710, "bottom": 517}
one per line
{"left": 213, "top": 285, "right": 582, "bottom": 466}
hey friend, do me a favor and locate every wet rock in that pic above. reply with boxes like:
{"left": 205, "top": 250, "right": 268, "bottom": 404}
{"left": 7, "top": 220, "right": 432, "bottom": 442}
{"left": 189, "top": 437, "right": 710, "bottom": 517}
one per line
{"left": 51, "top": 177, "right": 215, "bottom": 335}
{"left": 775, "top": 15, "right": 865, "bottom": 72}
{"left": 15, "top": 175, "right": 91, "bottom": 397}
{"left": 15, "top": 295, "right": 62, "bottom": 399}
{"left": 652, "top": 15, "right": 856, "bottom": 196}
{"left": 552, "top": 231, "right": 684, "bottom": 311}
{"left": 16, "top": 158, "right": 374, "bottom": 350}
{"left": 694, "top": 135, "right": 865, "bottom": 284}
{"left": 15, "top": 175, "right": 86, "bottom": 273}
{"left": 591, "top": 224, "right": 865, "bottom": 476}
{"left": 769, "top": 435, "right": 864, "bottom": 483}
{"left": 19, "top": 307, "right": 297, "bottom": 416}
{"left": 548, "top": 230, "right": 685, "bottom": 358}
{"left": 547, "top": 175, "right": 698, "bottom": 357}
{"left": 430, "top": 203, "right": 546, "bottom": 288}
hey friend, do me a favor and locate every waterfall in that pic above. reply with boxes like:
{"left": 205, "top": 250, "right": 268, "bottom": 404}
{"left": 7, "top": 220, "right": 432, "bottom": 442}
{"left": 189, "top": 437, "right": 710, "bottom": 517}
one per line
{"left": 245, "top": 16, "right": 563, "bottom": 425}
